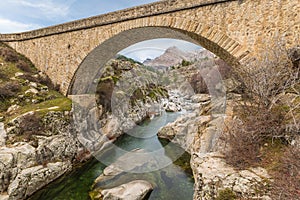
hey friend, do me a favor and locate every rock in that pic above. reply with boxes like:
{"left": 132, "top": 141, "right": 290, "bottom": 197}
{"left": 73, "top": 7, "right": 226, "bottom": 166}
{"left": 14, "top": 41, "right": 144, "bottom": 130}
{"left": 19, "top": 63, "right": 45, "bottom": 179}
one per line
{"left": 165, "top": 102, "right": 181, "bottom": 112}
{"left": 96, "top": 180, "right": 153, "bottom": 200}
{"left": 0, "top": 152, "right": 15, "bottom": 193}
{"left": 93, "top": 148, "right": 162, "bottom": 190}
{"left": 191, "top": 152, "right": 272, "bottom": 200}
{"left": 7, "top": 161, "right": 71, "bottom": 199}
{"left": 158, "top": 112, "right": 211, "bottom": 152}
{"left": 0, "top": 111, "right": 82, "bottom": 199}
{"left": 29, "top": 82, "right": 38, "bottom": 89}
{"left": 31, "top": 99, "right": 40, "bottom": 104}
{"left": 223, "top": 78, "right": 241, "bottom": 93}
{"left": 0, "top": 194, "right": 9, "bottom": 200}
{"left": 40, "top": 85, "right": 48, "bottom": 92}
{"left": 6, "top": 105, "right": 20, "bottom": 113}
{"left": 0, "top": 123, "right": 6, "bottom": 146}
{"left": 14, "top": 72, "right": 24, "bottom": 77}
{"left": 0, "top": 143, "right": 36, "bottom": 169}
{"left": 191, "top": 94, "right": 210, "bottom": 103}
{"left": 25, "top": 88, "right": 39, "bottom": 95}
{"left": 101, "top": 149, "right": 151, "bottom": 175}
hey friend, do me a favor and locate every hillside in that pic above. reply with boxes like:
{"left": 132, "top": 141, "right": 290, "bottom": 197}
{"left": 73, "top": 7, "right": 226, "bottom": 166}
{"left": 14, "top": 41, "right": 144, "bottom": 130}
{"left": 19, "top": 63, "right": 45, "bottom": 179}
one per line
{"left": 143, "top": 46, "right": 214, "bottom": 69}
{"left": 0, "top": 43, "right": 71, "bottom": 123}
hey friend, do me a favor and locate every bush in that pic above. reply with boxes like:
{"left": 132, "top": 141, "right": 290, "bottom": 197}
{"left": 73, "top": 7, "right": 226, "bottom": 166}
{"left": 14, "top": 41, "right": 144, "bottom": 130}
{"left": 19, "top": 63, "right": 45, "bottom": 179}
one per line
{"left": 0, "top": 70, "right": 8, "bottom": 80}
{"left": 16, "top": 60, "right": 33, "bottom": 73}
{"left": 216, "top": 188, "right": 236, "bottom": 200}
{"left": 237, "top": 37, "right": 298, "bottom": 107}
{"left": 0, "top": 47, "right": 19, "bottom": 63}
{"left": 0, "top": 81, "right": 21, "bottom": 100}
{"left": 19, "top": 73, "right": 60, "bottom": 91}
{"left": 181, "top": 59, "right": 192, "bottom": 66}
{"left": 270, "top": 147, "right": 300, "bottom": 199}
{"left": 223, "top": 105, "right": 285, "bottom": 169}
{"left": 223, "top": 37, "right": 300, "bottom": 197}
{"left": 19, "top": 113, "right": 44, "bottom": 136}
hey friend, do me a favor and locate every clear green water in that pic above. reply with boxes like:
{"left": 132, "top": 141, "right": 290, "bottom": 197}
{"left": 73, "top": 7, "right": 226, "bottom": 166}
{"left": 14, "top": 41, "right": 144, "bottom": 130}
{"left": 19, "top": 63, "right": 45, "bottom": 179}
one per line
{"left": 29, "top": 112, "right": 194, "bottom": 200}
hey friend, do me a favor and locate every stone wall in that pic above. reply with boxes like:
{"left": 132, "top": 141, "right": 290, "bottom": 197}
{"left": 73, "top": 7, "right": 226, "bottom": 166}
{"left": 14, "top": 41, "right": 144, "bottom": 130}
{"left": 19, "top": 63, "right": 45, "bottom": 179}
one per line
{"left": 0, "top": 0, "right": 299, "bottom": 95}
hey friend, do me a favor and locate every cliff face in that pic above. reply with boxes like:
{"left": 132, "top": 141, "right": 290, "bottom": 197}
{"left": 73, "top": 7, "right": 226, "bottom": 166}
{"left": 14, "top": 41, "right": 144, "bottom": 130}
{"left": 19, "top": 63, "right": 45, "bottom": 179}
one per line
{"left": 143, "top": 46, "right": 214, "bottom": 69}
{"left": 0, "top": 47, "right": 170, "bottom": 199}
{"left": 0, "top": 43, "right": 83, "bottom": 200}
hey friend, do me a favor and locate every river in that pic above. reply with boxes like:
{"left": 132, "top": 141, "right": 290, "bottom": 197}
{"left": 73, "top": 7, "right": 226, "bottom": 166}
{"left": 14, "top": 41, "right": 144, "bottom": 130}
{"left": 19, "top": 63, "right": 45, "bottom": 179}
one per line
{"left": 29, "top": 111, "right": 194, "bottom": 200}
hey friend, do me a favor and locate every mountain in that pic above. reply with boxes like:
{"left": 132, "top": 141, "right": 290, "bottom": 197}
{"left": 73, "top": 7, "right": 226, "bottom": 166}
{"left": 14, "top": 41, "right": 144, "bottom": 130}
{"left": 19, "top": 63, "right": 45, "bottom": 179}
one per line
{"left": 143, "top": 46, "right": 214, "bottom": 69}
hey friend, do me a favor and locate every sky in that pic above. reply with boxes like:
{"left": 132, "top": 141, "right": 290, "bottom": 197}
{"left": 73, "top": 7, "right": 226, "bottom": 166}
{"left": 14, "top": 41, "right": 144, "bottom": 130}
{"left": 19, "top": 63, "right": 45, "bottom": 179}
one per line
{"left": 119, "top": 38, "right": 201, "bottom": 62}
{"left": 0, "top": 0, "right": 201, "bottom": 62}
{"left": 0, "top": 0, "right": 161, "bottom": 33}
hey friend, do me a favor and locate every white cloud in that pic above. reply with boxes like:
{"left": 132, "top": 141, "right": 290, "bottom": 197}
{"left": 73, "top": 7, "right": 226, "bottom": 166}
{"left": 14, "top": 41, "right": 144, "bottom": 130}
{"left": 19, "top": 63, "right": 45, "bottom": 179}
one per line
{"left": 0, "top": 18, "right": 41, "bottom": 33}
{"left": 11, "top": 0, "right": 73, "bottom": 19}
{"left": 119, "top": 39, "right": 201, "bottom": 62}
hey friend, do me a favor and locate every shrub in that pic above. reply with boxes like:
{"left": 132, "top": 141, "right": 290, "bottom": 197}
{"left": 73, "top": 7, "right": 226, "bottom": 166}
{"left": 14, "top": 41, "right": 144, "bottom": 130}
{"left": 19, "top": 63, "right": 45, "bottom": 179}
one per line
{"left": 16, "top": 60, "right": 32, "bottom": 73}
{"left": 0, "top": 47, "right": 19, "bottom": 63}
{"left": 19, "top": 73, "right": 60, "bottom": 91}
{"left": 270, "top": 147, "right": 300, "bottom": 199}
{"left": 223, "top": 104, "right": 285, "bottom": 169}
{"left": 181, "top": 59, "right": 192, "bottom": 66}
{"left": 0, "top": 70, "right": 8, "bottom": 80}
{"left": 223, "top": 37, "right": 300, "bottom": 198}
{"left": 19, "top": 113, "right": 44, "bottom": 136}
{"left": 216, "top": 188, "right": 236, "bottom": 200}
{"left": 0, "top": 81, "right": 21, "bottom": 100}
{"left": 237, "top": 37, "right": 298, "bottom": 108}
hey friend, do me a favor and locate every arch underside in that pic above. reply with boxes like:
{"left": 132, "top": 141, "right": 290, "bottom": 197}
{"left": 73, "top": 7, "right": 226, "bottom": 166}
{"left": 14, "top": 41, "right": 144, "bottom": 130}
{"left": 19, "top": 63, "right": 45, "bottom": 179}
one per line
{"left": 69, "top": 17, "right": 251, "bottom": 95}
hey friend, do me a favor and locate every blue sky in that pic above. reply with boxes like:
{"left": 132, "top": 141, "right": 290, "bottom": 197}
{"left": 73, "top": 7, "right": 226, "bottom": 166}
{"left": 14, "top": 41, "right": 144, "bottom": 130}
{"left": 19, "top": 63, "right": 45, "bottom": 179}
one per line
{"left": 0, "top": 0, "right": 161, "bottom": 33}
{"left": 119, "top": 39, "right": 201, "bottom": 62}
{"left": 0, "top": 0, "right": 201, "bottom": 61}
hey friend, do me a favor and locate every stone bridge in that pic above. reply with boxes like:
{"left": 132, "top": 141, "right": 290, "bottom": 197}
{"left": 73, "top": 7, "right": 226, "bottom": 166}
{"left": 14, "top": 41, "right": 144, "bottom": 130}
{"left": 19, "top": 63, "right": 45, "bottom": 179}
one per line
{"left": 0, "top": 0, "right": 299, "bottom": 95}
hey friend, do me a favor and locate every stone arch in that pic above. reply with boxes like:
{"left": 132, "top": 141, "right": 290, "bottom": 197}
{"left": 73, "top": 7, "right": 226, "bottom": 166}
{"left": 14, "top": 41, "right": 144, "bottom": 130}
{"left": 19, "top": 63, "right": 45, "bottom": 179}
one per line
{"left": 69, "top": 16, "right": 251, "bottom": 95}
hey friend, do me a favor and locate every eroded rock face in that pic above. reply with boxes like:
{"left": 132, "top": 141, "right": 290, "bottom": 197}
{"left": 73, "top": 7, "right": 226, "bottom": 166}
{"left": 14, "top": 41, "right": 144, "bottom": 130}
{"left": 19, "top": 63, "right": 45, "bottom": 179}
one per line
{"left": 0, "top": 123, "right": 6, "bottom": 146}
{"left": 158, "top": 112, "right": 211, "bottom": 153}
{"left": 157, "top": 94, "right": 273, "bottom": 199}
{"left": 95, "top": 180, "right": 153, "bottom": 200}
{"left": 192, "top": 153, "right": 272, "bottom": 200}
{"left": 7, "top": 162, "right": 71, "bottom": 200}
{"left": 0, "top": 112, "right": 83, "bottom": 200}
{"left": 91, "top": 148, "right": 157, "bottom": 200}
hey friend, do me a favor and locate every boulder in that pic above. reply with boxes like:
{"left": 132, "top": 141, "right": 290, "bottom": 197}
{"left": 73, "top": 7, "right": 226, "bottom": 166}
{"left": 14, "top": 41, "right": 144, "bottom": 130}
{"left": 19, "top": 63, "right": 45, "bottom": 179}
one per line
{"left": 165, "top": 102, "right": 181, "bottom": 112}
{"left": 0, "top": 143, "right": 36, "bottom": 169}
{"left": 14, "top": 72, "right": 24, "bottom": 77}
{"left": 192, "top": 152, "right": 272, "bottom": 200}
{"left": 0, "top": 194, "right": 9, "bottom": 200}
{"left": 191, "top": 94, "right": 210, "bottom": 103}
{"left": 6, "top": 105, "right": 20, "bottom": 114}
{"left": 7, "top": 162, "right": 71, "bottom": 200}
{"left": 25, "top": 88, "right": 39, "bottom": 95}
{"left": 0, "top": 123, "right": 6, "bottom": 146}
{"left": 158, "top": 112, "right": 211, "bottom": 152}
{"left": 95, "top": 180, "right": 153, "bottom": 200}
{"left": 29, "top": 82, "right": 38, "bottom": 89}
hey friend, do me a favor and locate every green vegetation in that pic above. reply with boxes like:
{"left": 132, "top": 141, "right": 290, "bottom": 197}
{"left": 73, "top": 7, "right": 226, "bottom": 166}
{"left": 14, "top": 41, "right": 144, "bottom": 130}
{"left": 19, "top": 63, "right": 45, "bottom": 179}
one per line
{"left": 215, "top": 188, "right": 236, "bottom": 200}
{"left": 0, "top": 42, "right": 72, "bottom": 144}
{"left": 181, "top": 59, "right": 192, "bottom": 66}
{"left": 116, "top": 54, "right": 142, "bottom": 65}
{"left": 96, "top": 55, "right": 168, "bottom": 112}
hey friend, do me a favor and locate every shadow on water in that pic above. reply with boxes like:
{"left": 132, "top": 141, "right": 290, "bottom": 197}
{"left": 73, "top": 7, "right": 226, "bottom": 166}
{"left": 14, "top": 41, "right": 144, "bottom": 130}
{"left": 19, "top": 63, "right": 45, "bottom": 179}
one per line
{"left": 29, "top": 112, "right": 194, "bottom": 200}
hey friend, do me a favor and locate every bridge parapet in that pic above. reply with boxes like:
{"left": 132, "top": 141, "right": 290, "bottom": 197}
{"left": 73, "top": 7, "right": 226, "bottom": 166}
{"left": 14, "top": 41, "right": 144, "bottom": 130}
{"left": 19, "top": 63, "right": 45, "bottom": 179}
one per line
{"left": 0, "top": 0, "right": 235, "bottom": 41}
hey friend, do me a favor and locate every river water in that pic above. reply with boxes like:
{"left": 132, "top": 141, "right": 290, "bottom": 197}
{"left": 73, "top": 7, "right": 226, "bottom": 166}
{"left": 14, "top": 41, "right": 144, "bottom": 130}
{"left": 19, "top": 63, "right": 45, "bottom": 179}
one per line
{"left": 29, "top": 111, "right": 194, "bottom": 200}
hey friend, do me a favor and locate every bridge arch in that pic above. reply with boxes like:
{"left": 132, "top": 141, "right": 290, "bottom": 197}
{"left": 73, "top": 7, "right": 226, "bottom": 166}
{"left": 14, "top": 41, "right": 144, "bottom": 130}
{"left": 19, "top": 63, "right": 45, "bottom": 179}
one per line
{"left": 69, "top": 16, "right": 251, "bottom": 95}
